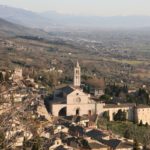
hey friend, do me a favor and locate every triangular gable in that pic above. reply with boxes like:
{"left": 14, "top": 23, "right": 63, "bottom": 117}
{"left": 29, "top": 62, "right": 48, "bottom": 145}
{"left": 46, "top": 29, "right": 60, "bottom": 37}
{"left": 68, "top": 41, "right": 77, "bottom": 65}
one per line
{"left": 67, "top": 88, "right": 88, "bottom": 97}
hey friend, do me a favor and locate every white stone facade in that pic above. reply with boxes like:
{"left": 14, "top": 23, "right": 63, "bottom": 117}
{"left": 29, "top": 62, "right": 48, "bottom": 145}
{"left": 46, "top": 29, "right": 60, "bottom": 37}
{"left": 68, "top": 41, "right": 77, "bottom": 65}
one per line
{"left": 135, "top": 107, "right": 150, "bottom": 124}
{"left": 67, "top": 89, "right": 92, "bottom": 105}
{"left": 51, "top": 61, "right": 150, "bottom": 125}
{"left": 51, "top": 86, "right": 150, "bottom": 125}
{"left": 104, "top": 106, "right": 134, "bottom": 121}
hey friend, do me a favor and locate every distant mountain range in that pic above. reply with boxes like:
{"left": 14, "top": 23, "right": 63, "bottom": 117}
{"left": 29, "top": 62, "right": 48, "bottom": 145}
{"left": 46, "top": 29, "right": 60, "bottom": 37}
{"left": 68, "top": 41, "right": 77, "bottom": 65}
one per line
{"left": 1, "top": 5, "right": 150, "bottom": 30}
{"left": 0, "top": 5, "right": 57, "bottom": 30}
{"left": 0, "top": 17, "right": 51, "bottom": 38}
{"left": 41, "top": 11, "right": 150, "bottom": 29}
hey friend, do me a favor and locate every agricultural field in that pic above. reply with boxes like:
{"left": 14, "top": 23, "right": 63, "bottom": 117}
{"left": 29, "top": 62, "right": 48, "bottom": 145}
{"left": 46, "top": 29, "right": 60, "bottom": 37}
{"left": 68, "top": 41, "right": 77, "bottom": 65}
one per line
{"left": 0, "top": 21, "right": 150, "bottom": 89}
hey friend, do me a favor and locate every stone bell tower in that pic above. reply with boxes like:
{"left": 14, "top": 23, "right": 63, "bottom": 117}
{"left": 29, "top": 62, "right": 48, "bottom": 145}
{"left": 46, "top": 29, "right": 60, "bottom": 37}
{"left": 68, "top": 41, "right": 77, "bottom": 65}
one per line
{"left": 73, "top": 61, "right": 81, "bottom": 87}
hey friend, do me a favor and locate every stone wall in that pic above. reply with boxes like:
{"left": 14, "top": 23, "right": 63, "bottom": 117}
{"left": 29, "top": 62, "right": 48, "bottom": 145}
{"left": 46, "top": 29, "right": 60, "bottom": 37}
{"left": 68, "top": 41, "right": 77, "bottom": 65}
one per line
{"left": 52, "top": 104, "right": 67, "bottom": 116}
{"left": 135, "top": 107, "right": 150, "bottom": 124}
{"left": 104, "top": 107, "right": 134, "bottom": 121}
{"left": 67, "top": 103, "right": 96, "bottom": 116}
{"left": 96, "top": 103, "right": 105, "bottom": 116}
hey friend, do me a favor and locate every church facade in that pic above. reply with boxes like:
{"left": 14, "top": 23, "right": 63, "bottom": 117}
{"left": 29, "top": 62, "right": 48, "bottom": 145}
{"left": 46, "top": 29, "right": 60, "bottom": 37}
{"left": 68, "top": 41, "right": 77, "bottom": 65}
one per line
{"left": 51, "top": 61, "right": 103, "bottom": 117}
{"left": 50, "top": 61, "right": 150, "bottom": 125}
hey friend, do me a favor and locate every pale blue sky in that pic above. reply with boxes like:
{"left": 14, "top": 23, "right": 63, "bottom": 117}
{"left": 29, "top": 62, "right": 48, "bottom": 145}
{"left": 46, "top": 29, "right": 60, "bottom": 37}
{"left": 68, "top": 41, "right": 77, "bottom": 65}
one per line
{"left": 0, "top": 0, "right": 150, "bottom": 16}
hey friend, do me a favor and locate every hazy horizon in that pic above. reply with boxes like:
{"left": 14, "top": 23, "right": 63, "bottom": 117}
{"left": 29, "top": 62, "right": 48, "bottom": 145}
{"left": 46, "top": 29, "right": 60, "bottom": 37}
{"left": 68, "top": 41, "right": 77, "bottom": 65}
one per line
{"left": 0, "top": 0, "right": 150, "bottom": 16}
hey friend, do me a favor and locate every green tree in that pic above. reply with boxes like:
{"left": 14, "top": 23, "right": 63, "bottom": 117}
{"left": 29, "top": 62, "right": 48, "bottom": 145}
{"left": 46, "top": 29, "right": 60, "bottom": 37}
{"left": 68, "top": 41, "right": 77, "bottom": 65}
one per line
{"left": 137, "top": 88, "right": 149, "bottom": 104}
{"left": 124, "top": 129, "right": 132, "bottom": 139}
{"left": 145, "top": 122, "right": 149, "bottom": 128}
{"left": 139, "top": 120, "right": 143, "bottom": 126}
{"left": 83, "top": 85, "right": 90, "bottom": 93}
{"left": 114, "top": 109, "right": 126, "bottom": 121}
{"left": 0, "top": 72, "right": 3, "bottom": 82}
{"left": 103, "top": 111, "right": 110, "bottom": 121}
{"left": 143, "top": 130, "right": 150, "bottom": 149}
{"left": 0, "top": 131, "right": 5, "bottom": 149}
{"left": 100, "top": 94, "right": 111, "bottom": 102}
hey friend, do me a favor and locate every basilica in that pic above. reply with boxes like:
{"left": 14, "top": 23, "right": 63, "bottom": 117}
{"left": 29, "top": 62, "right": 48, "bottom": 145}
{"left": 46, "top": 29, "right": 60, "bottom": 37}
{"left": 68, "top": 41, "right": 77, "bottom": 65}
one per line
{"left": 51, "top": 61, "right": 100, "bottom": 117}
{"left": 50, "top": 61, "right": 150, "bottom": 125}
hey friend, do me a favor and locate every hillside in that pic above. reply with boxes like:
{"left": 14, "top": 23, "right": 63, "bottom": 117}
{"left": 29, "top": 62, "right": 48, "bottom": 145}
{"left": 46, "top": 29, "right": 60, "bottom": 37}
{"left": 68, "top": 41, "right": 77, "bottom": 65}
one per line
{"left": 0, "top": 18, "right": 52, "bottom": 38}
{"left": 0, "top": 9, "right": 150, "bottom": 88}
{"left": 0, "top": 5, "right": 57, "bottom": 30}
{"left": 0, "top": 23, "right": 150, "bottom": 88}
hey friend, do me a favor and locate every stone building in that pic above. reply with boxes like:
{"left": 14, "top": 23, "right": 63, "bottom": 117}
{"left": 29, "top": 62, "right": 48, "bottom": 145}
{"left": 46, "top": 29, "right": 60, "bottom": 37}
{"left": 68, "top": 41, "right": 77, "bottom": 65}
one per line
{"left": 51, "top": 85, "right": 98, "bottom": 116}
{"left": 135, "top": 105, "right": 150, "bottom": 124}
{"left": 51, "top": 61, "right": 100, "bottom": 116}
{"left": 12, "top": 68, "right": 23, "bottom": 82}
{"left": 51, "top": 61, "right": 150, "bottom": 125}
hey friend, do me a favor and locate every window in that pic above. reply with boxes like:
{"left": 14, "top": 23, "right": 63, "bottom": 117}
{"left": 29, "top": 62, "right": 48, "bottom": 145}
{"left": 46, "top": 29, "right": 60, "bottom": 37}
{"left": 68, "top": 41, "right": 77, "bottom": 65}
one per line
{"left": 76, "top": 97, "right": 81, "bottom": 103}
{"left": 76, "top": 70, "right": 79, "bottom": 74}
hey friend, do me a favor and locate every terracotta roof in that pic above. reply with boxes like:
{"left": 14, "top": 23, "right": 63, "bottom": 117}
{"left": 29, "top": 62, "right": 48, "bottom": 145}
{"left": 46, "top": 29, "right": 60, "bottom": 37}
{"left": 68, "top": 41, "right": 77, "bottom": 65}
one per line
{"left": 89, "top": 142, "right": 108, "bottom": 149}
{"left": 86, "top": 129, "right": 108, "bottom": 139}
{"left": 116, "top": 141, "right": 133, "bottom": 149}
{"left": 86, "top": 129, "right": 134, "bottom": 149}
{"left": 104, "top": 139, "right": 123, "bottom": 149}
{"left": 86, "top": 129, "right": 121, "bottom": 149}
{"left": 136, "top": 104, "right": 150, "bottom": 109}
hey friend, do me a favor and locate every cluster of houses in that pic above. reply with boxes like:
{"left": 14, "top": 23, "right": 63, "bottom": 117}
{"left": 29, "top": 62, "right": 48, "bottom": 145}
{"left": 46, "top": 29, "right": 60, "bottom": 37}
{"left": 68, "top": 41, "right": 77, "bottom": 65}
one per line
{"left": 0, "top": 63, "right": 149, "bottom": 149}
{"left": 45, "top": 115, "right": 138, "bottom": 150}
{"left": 0, "top": 68, "right": 52, "bottom": 149}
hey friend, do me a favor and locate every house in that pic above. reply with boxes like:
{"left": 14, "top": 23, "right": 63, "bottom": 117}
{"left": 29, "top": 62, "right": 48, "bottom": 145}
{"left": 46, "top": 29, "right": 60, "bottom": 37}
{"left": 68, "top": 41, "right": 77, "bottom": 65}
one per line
{"left": 12, "top": 68, "right": 23, "bottom": 82}
{"left": 86, "top": 138, "right": 108, "bottom": 150}
{"left": 86, "top": 129, "right": 135, "bottom": 150}
{"left": 54, "top": 125, "right": 69, "bottom": 134}
{"left": 69, "top": 125, "right": 85, "bottom": 137}
{"left": 49, "top": 138, "right": 73, "bottom": 150}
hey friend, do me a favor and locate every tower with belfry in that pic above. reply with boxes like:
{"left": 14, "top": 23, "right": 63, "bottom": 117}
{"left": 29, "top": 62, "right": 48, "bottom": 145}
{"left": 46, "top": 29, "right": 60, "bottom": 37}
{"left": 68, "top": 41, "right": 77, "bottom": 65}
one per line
{"left": 73, "top": 61, "right": 81, "bottom": 87}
